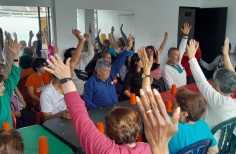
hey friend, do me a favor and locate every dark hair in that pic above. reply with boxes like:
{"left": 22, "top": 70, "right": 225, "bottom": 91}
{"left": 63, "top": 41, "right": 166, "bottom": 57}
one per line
{"left": 105, "top": 107, "right": 142, "bottom": 144}
{"left": 130, "top": 53, "right": 142, "bottom": 80}
{"left": 31, "top": 58, "right": 46, "bottom": 72}
{"left": 63, "top": 47, "right": 76, "bottom": 63}
{"left": 168, "top": 47, "right": 179, "bottom": 55}
{"left": 221, "top": 42, "right": 231, "bottom": 49}
{"left": 103, "top": 39, "right": 110, "bottom": 45}
{"left": 125, "top": 56, "right": 131, "bottom": 71}
{"left": 145, "top": 45, "right": 156, "bottom": 59}
{"left": 0, "top": 28, "right": 3, "bottom": 50}
{"left": 23, "top": 47, "right": 33, "bottom": 57}
{"left": 175, "top": 88, "right": 206, "bottom": 122}
{"left": 0, "top": 74, "right": 4, "bottom": 83}
{"left": 0, "top": 129, "right": 24, "bottom": 154}
{"left": 101, "top": 52, "right": 110, "bottom": 59}
{"left": 118, "top": 37, "right": 125, "bottom": 47}
{"left": 20, "top": 55, "right": 34, "bottom": 69}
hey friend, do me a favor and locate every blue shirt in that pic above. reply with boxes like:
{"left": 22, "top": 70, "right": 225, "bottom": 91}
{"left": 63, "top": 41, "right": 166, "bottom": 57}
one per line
{"left": 168, "top": 120, "right": 217, "bottom": 154}
{"left": 36, "top": 39, "right": 42, "bottom": 57}
{"left": 83, "top": 50, "right": 129, "bottom": 109}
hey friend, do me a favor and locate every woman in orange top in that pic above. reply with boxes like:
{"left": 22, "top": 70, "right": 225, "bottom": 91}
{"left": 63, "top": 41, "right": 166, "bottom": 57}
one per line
{"left": 25, "top": 58, "right": 52, "bottom": 109}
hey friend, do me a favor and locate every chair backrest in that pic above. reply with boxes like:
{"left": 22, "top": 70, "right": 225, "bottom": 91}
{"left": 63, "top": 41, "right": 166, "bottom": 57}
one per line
{"left": 177, "top": 139, "right": 212, "bottom": 154}
{"left": 11, "top": 111, "right": 17, "bottom": 129}
{"left": 211, "top": 117, "right": 236, "bottom": 154}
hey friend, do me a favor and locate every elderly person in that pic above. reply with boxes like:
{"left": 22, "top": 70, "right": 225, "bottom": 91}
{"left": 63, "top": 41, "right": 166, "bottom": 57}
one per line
{"left": 169, "top": 89, "right": 218, "bottom": 153}
{"left": 186, "top": 38, "right": 236, "bottom": 141}
{"left": 0, "top": 38, "right": 20, "bottom": 129}
{"left": 0, "top": 129, "right": 24, "bottom": 154}
{"left": 162, "top": 23, "right": 191, "bottom": 89}
{"left": 83, "top": 35, "right": 134, "bottom": 109}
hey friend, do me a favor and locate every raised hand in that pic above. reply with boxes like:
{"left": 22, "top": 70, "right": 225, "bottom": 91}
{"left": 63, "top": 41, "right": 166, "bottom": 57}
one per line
{"left": 111, "top": 26, "right": 115, "bottom": 34}
{"left": 72, "top": 29, "right": 83, "bottom": 41}
{"left": 8, "top": 35, "right": 20, "bottom": 56}
{"left": 53, "top": 46, "right": 59, "bottom": 54}
{"left": 98, "top": 29, "right": 101, "bottom": 35}
{"left": 164, "top": 32, "right": 168, "bottom": 39}
{"left": 13, "top": 32, "right": 17, "bottom": 41}
{"left": 44, "top": 54, "right": 71, "bottom": 80}
{"left": 29, "top": 30, "right": 34, "bottom": 38}
{"left": 4, "top": 31, "right": 11, "bottom": 40}
{"left": 127, "top": 34, "right": 134, "bottom": 49}
{"left": 136, "top": 87, "right": 180, "bottom": 154}
{"left": 120, "top": 24, "right": 123, "bottom": 32}
{"left": 138, "top": 48, "right": 153, "bottom": 72}
{"left": 181, "top": 22, "right": 192, "bottom": 35}
{"left": 154, "top": 47, "right": 161, "bottom": 57}
{"left": 44, "top": 28, "right": 48, "bottom": 37}
{"left": 83, "top": 33, "right": 91, "bottom": 44}
{"left": 89, "top": 23, "right": 92, "bottom": 34}
{"left": 186, "top": 39, "right": 198, "bottom": 59}
{"left": 36, "top": 31, "right": 43, "bottom": 39}
{"left": 222, "top": 38, "right": 229, "bottom": 56}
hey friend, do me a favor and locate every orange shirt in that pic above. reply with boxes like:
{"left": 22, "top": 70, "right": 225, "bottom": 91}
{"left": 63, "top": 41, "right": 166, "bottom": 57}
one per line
{"left": 25, "top": 72, "right": 52, "bottom": 98}
{"left": 20, "top": 68, "right": 34, "bottom": 79}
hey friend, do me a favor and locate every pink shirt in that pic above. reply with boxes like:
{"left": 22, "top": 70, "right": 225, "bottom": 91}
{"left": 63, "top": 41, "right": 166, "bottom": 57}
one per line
{"left": 150, "top": 66, "right": 162, "bottom": 78}
{"left": 64, "top": 91, "right": 152, "bottom": 154}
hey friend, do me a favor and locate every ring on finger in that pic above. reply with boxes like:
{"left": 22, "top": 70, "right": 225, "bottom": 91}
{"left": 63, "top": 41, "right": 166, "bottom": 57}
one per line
{"left": 146, "top": 109, "right": 152, "bottom": 114}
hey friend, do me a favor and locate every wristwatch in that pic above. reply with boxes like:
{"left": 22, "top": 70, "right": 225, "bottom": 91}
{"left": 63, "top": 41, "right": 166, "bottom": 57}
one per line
{"left": 60, "top": 78, "right": 72, "bottom": 84}
{"left": 142, "top": 74, "right": 151, "bottom": 78}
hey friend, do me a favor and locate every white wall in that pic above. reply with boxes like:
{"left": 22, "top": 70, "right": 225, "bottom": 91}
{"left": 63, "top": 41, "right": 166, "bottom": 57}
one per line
{"left": 77, "top": 9, "right": 85, "bottom": 34}
{"left": 200, "top": 0, "right": 236, "bottom": 51}
{"left": 97, "top": 10, "right": 135, "bottom": 40}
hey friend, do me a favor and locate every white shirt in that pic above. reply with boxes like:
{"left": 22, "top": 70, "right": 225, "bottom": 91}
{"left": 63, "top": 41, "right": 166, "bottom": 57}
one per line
{"left": 40, "top": 82, "right": 67, "bottom": 115}
{"left": 189, "top": 58, "right": 236, "bottom": 139}
{"left": 163, "top": 38, "right": 187, "bottom": 89}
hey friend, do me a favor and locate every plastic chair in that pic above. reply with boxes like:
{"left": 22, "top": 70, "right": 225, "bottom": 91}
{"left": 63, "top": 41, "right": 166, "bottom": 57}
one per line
{"left": 211, "top": 117, "right": 236, "bottom": 154}
{"left": 177, "top": 139, "right": 212, "bottom": 154}
{"left": 11, "top": 111, "right": 17, "bottom": 129}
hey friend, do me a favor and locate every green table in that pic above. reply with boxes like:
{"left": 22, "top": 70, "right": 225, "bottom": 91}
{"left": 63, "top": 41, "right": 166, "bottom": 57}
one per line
{"left": 17, "top": 125, "right": 72, "bottom": 154}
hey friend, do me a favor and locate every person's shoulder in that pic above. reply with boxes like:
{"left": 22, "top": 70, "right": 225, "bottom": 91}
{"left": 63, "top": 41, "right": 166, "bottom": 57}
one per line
{"left": 195, "top": 120, "right": 210, "bottom": 128}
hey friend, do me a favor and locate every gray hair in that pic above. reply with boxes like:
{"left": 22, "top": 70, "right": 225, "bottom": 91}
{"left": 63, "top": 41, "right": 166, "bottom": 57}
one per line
{"left": 213, "top": 68, "right": 236, "bottom": 94}
{"left": 167, "top": 47, "right": 179, "bottom": 55}
{"left": 23, "top": 47, "right": 33, "bottom": 57}
{"left": 95, "top": 58, "right": 111, "bottom": 71}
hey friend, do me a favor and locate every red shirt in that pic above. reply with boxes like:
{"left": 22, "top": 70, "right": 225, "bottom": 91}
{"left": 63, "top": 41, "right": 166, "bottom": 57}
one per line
{"left": 181, "top": 47, "right": 202, "bottom": 77}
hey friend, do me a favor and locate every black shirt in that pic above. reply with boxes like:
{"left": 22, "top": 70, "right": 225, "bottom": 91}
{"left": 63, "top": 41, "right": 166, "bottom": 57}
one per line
{"left": 123, "top": 71, "right": 143, "bottom": 97}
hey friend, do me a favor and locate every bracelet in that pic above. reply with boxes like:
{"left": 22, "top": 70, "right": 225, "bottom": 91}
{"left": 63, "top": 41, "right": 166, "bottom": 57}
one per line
{"left": 14, "top": 59, "right": 19, "bottom": 62}
{"left": 60, "top": 78, "right": 72, "bottom": 84}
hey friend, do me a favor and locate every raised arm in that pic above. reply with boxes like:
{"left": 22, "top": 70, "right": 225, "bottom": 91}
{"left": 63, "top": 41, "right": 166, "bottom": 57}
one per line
{"left": 44, "top": 28, "right": 50, "bottom": 47}
{"left": 81, "top": 33, "right": 95, "bottom": 66}
{"left": 28, "top": 31, "right": 34, "bottom": 47}
{"left": 97, "top": 29, "right": 104, "bottom": 50}
{"left": 110, "top": 34, "right": 134, "bottom": 79}
{"left": 223, "top": 38, "right": 234, "bottom": 72}
{"left": 111, "top": 26, "right": 117, "bottom": 47}
{"left": 36, "top": 32, "right": 42, "bottom": 57}
{"left": 70, "top": 29, "right": 84, "bottom": 75}
{"left": 158, "top": 32, "right": 168, "bottom": 54}
{"left": 138, "top": 48, "right": 153, "bottom": 89}
{"left": 120, "top": 24, "right": 128, "bottom": 46}
{"left": 179, "top": 23, "right": 191, "bottom": 60}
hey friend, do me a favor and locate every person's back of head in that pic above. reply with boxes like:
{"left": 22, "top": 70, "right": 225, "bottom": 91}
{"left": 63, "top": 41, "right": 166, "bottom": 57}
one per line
{"left": 105, "top": 107, "right": 142, "bottom": 144}
{"left": 175, "top": 88, "right": 205, "bottom": 122}
{"left": 0, "top": 129, "right": 24, "bottom": 154}
{"left": 213, "top": 68, "right": 236, "bottom": 94}
{"left": 23, "top": 47, "right": 33, "bottom": 57}
{"left": 20, "top": 55, "right": 34, "bottom": 69}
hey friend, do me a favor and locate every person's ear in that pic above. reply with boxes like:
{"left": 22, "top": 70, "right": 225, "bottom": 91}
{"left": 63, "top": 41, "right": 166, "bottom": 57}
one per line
{"left": 181, "top": 111, "right": 188, "bottom": 119}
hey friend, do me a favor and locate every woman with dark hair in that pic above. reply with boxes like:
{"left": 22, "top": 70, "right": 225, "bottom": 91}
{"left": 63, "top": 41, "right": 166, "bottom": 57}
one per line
{"left": 169, "top": 88, "right": 218, "bottom": 154}
{"left": 123, "top": 53, "right": 144, "bottom": 98}
{"left": 119, "top": 56, "right": 132, "bottom": 83}
{"left": 25, "top": 58, "right": 52, "bottom": 108}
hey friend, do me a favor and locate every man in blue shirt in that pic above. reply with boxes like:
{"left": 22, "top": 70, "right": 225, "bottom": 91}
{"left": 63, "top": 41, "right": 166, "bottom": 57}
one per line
{"left": 83, "top": 35, "right": 134, "bottom": 109}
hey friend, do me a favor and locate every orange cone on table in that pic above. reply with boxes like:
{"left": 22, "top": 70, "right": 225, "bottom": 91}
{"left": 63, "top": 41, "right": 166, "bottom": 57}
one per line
{"left": 171, "top": 84, "right": 177, "bottom": 95}
{"left": 165, "top": 100, "right": 172, "bottom": 113}
{"left": 130, "top": 93, "right": 136, "bottom": 105}
{"left": 96, "top": 122, "right": 104, "bottom": 134}
{"left": 39, "top": 136, "right": 49, "bottom": 154}
{"left": 2, "top": 122, "right": 10, "bottom": 131}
